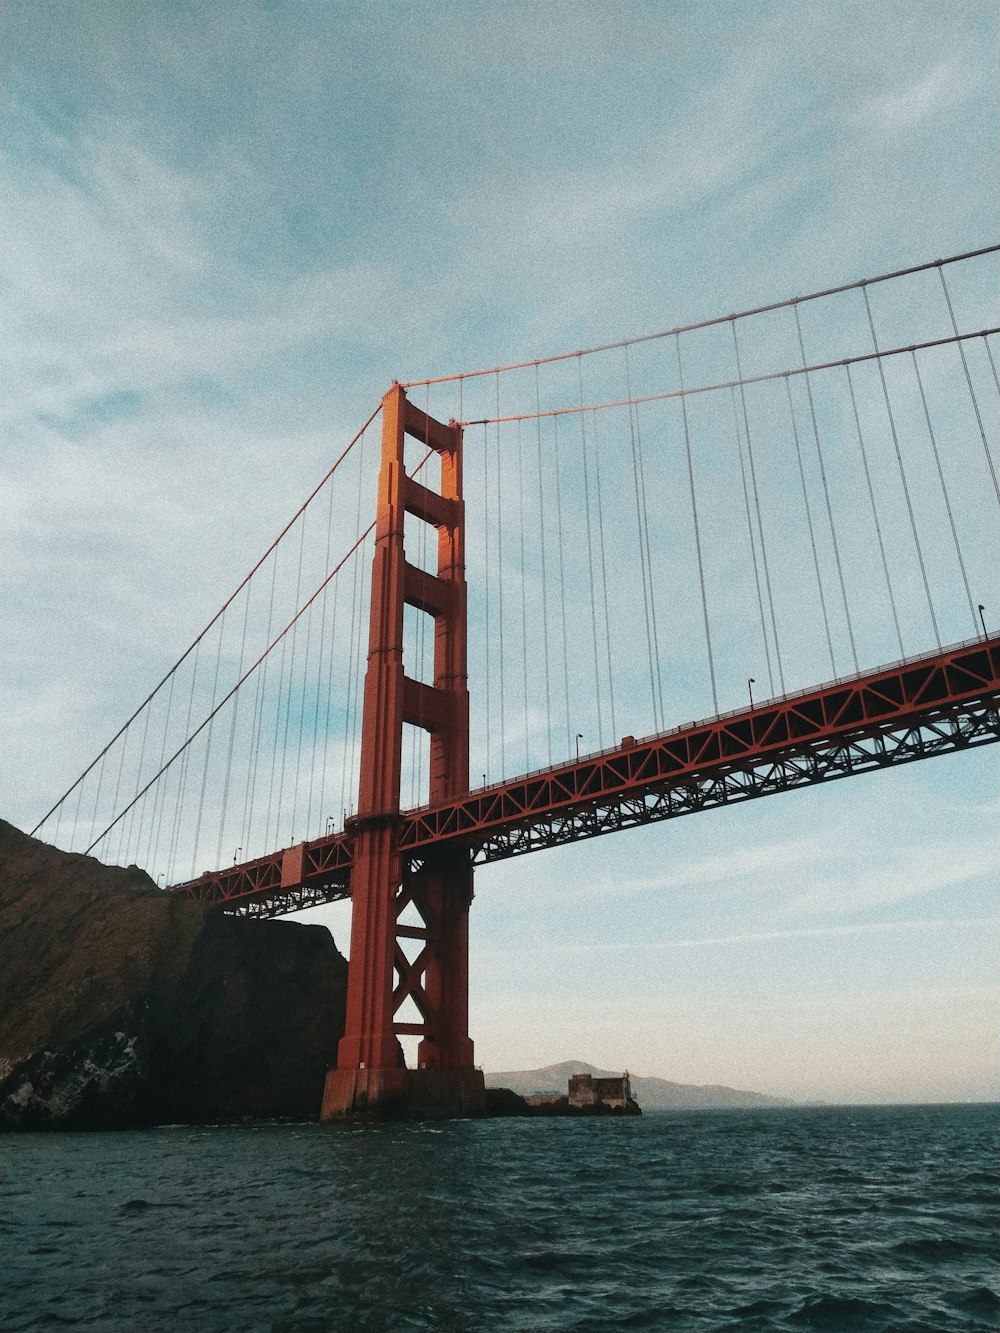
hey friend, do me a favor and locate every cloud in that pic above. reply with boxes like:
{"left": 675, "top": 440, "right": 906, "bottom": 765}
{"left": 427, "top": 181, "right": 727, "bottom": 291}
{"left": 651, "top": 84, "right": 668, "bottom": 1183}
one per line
{"left": 473, "top": 915, "right": 1000, "bottom": 960}
{"left": 855, "top": 59, "right": 970, "bottom": 137}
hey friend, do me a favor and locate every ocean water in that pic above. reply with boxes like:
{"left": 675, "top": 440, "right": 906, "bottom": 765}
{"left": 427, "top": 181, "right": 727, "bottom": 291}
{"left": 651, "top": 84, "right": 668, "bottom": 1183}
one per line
{"left": 3, "top": 1104, "right": 997, "bottom": 1332}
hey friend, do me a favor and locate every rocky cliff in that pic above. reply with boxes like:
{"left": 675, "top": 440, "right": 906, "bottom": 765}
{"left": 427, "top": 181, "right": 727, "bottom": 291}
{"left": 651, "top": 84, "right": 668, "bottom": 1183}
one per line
{"left": 0, "top": 819, "right": 348, "bottom": 1130}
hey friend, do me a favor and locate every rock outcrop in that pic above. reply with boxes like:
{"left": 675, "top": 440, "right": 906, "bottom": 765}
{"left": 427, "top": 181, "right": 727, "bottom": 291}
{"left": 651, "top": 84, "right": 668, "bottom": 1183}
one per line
{"left": 0, "top": 819, "right": 347, "bottom": 1130}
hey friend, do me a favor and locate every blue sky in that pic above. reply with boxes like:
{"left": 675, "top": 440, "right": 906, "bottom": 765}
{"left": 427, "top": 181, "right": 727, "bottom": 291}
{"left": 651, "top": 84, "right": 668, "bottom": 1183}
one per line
{"left": 3, "top": 1, "right": 998, "bottom": 1102}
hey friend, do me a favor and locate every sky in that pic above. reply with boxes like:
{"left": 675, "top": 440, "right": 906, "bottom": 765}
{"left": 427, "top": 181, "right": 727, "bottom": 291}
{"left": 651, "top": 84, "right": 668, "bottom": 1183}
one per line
{"left": 3, "top": 0, "right": 998, "bottom": 1104}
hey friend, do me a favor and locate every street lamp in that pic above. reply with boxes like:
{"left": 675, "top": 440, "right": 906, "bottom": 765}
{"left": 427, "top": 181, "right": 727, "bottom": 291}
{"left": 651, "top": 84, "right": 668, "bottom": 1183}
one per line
{"left": 326, "top": 815, "right": 335, "bottom": 834}
{"left": 575, "top": 732, "right": 583, "bottom": 762}
{"left": 978, "top": 603, "right": 988, "bottom": 640}
{"left": 232, "top": 846, "right": 242, "bottom": 865}
{"left": 748, "top": 677, "right": 756, "bottom": 711}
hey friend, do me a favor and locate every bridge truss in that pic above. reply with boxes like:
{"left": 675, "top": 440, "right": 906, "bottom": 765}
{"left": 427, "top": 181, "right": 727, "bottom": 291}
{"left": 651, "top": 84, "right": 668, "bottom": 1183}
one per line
{"left": 171, "top": 632, "right": 1000, "bottom": 916}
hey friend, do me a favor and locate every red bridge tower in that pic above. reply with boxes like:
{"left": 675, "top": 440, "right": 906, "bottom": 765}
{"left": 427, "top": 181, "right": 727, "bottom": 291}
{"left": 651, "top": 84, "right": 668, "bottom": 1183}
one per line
{"left": 321, "top": 384, "right": 485, "bottom": 1117}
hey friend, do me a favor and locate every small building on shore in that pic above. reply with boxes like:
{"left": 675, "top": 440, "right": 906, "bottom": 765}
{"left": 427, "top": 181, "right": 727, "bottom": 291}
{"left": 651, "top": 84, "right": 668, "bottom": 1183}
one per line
{"left": 520, "top": 1070, "right": 640, "bottom": 1115}
{"left": 568, "top": 1072, "right": 634, "bottom": 1110}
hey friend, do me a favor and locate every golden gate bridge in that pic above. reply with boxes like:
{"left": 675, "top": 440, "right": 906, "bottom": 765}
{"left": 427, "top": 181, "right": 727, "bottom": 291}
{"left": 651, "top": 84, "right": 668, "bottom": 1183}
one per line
{"left": 33, "top": 245, "right": 1000, "bottom": 1116}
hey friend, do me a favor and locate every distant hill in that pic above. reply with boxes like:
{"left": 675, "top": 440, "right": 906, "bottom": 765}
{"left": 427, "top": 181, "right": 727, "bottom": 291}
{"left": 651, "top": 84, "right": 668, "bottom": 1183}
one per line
{"left": 485, "top": 1060, "right": 793, "bottom": 1109}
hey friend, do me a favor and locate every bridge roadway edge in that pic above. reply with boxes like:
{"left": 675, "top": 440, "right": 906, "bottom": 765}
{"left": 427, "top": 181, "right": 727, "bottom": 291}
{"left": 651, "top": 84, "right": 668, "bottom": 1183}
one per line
{"left": 170, "top": 633, "right": 1000, "bottom": 917}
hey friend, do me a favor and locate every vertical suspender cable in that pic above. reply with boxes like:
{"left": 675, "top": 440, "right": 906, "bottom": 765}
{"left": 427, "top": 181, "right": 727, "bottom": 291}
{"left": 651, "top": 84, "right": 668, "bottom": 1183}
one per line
{"left": 264, "top": 600, "right": 290, "bottom": 845}
{"left": 517, "top": 418, "right": 530, "bottom": 770}
{"left": 90, "top": 733, "right": 113, "bottom": 852}
{"left": 553, "top": 414, "right": 572, "bottom": 757}
{"left": 985, "top": 336, "right": 1000, "bottom": 401}
{"left": 308, "top": 468, "right": 336, "bottom": 836}
{"left": 89, "top": 751, "right": 109, "bottom": 855}
{"left": 70, "top": 755, "right": 88, "bottom": 850}
{"left": 483, "top": 421, "right": 492, "bottom": 781}
{"left": 124, "top": 689, "right": 153, "bottom": 864}
{"left": 784, "top": 375, "right": 837, "bottom": 676}
{"left": 862, "top": 285, "right": 941, "bottom": 649}
{"left": 109, "top": 727, "right": 130, "bottom": 862}
{"left": 534, "top": 365, "right": 553, "bottom": 766}
{"left": 911, "top": 350, "right": 978, "bottom": 633}
{"left": 844, "top": 363, "right": 904, "bottom": 658}
{"left": 243, "top": 546, "right": 279, "bottom": 853}
{"left": 676, "top": 336, "right": 718, "bottom": 714}
{"left": 146, "top": 669, "right": 176, "bottom": 877}
{"left": 190, "top": 612, "right": 226, "bottom": 876}
{"left": 216, "top": 580, "right": 251, "bottom": 865}
{"left": 277, "top": 517, "right": 307, "bottom": 840}
{"left": 937, "top": 266, "right": 1000, "bottom": 509}
{"left": 86, "top": 524, "right": 377, "bottom": 860}
{"left": 732, "top": 321, "right": 785, "bottom": 693}
{"left": 495, "top": 375, "right": 506, "bottom": 776}
{"left": 625, "top": 348, "right": 660, "bottom": 729}
{"left": 32, "top": 408, "right": 379, "bottom": 842}
{"left": 794, "top": 305, "right": 859, "bottom": 673}
{"left": 167, "top": 641, "right": 200, "bottom": 883}
{"left": 578, "top": 357, "right": 605, "bottom": 746}
{"left": 317, "top": 533, "right": 341, "bottom": 831}
{"left": 291, "top": 592, "right": 314, "bottom": 837}
{"left": 730, "top": 386, "right": 774, "bottom": 695}
{"left": 592, "top": 408, "right": 617, "bottom": 742}
{"left": 634, "top": 395, "right": 665, "bottom": 725}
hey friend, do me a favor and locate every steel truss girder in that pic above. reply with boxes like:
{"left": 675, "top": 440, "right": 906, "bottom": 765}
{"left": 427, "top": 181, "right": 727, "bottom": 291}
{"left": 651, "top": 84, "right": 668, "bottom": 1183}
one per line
{"left": 167, "top": 636, "right": 1000, "bottom": 914}
{"left": 398, "top": 637, "right": 1000, "bottom": 854}
{"left": 465, "top": 700, "right": 999, "bottom": 863}
{"left": 229, "top": 881, "right": 352, "bottom": 919}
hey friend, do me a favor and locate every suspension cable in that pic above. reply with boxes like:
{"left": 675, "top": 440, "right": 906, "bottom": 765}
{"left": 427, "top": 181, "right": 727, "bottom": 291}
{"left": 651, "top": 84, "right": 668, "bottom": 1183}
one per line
{"left": 85, "top": 521, "right": 377, "bottom": 858}
{"left": 910, "top": 350, "right": 978, "bottom": 633}
{"left": 862, "top": 285, "right": 941, "bottom": 650}
{"left": 401, "top": 243, "right": 1000, "bottom": 388}
{"left": 732, "top": 322, "right": 785, "bottom": 693}
{"left": 32, "top": 403, "right": 381, "bottom": 836}
{"left": 794, "top": 305, "right": 859, "bottom": 673}
{"left": 216, "top": 578, "right": 252, "bottom": 865}
{"left": 937, "top": 266, "right": 1000, "bottom": 509}
{"left": 517, "top": 418, "right": 530, "bottom": 770}
{"left": 625, "top": 347, "right": 660, "bottom": 729}
{"left": 731, "top": 386, "right": 773, "bottom": 696}
{"left": 483, "top": 421, "right": 492, "bottom": 780}
{"left": 495, "top": 374, "right": 506, "bottom": 775}
{"left": 190, "top": 610, "right": 226, "bottom": 876}
{"left": 844, "top": 363, "right": 905, "bottom": 658}
{"left": 456, "top": 327, "right": 1000, "bottom": 429}
{"left": 553, "top": 414, "right": 572, "bottom": 758}
{"left": 578, "top": 357, "right": 605, "bottom": 746}
{"left": 785, "top": 374, "right": 836, "bottom": 676}
{"left": 592, "top": 408, "right": 617, "bottom": 742}
{"left": 534, "top": 365, "right": 553, "bottom": 766}
{"left": 677, "top": 336, "right": 718, "bottom": 714}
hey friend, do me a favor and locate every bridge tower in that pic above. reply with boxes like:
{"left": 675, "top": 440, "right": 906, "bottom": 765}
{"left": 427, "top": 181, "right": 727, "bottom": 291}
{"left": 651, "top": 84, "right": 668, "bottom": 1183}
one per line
{"left": 321, "top": 384, "right": 485, "bottom": 1117}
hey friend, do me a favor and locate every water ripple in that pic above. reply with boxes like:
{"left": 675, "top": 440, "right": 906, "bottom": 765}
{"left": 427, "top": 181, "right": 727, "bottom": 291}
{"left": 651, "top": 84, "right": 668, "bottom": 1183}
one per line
{"left": 2, "top": 1104, "right": 997, "bottom": 1332}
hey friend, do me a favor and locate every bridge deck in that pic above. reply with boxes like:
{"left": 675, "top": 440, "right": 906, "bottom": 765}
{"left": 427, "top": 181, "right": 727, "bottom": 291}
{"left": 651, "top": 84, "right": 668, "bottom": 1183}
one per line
{"left": 168, "top": 635, "right": 1000, "bottom": 917}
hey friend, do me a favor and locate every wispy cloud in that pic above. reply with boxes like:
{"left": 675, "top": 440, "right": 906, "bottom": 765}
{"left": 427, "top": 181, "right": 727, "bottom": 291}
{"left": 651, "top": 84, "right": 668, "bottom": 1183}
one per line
{"left": 473, "top": 915, "right": 1000, "bottom": 960}
{"left": 855, "top": 59, "right": 971, "bottom": 137}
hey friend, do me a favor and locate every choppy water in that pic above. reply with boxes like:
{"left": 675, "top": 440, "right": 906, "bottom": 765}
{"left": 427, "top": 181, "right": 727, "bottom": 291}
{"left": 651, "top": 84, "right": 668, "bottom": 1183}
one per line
{"left": 3, "top": 1104, "right": 997, "bottom": 1332}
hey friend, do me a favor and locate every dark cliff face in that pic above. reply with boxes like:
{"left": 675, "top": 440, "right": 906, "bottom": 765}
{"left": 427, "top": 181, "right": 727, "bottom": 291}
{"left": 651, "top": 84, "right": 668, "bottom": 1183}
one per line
{"left": 0, "top": 820, "right": 347, "bottom": 1130}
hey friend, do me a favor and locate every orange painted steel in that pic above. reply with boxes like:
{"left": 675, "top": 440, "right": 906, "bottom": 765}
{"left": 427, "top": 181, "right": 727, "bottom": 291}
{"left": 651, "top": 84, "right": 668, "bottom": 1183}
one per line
{"left": 170, "top": 633, "right": 1000, "bottom": 916}
{"left": 316, "top": 384, "right": 482, "bottom": 1117}
{"left": 401, "top": 634, "right": 1000, "bottom": 859}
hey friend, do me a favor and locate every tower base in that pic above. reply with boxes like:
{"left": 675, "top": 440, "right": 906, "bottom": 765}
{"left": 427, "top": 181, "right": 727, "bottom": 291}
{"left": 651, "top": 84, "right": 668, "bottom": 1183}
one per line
{"left": 320, "top": 1066, "right": 485, "bottom": 1120}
